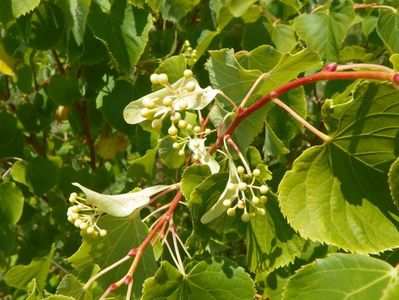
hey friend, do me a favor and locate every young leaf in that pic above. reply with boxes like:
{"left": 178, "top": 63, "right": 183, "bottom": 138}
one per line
{"left": 282, "top": 253, "right": 398, "bottom": 300}
{"left": 142, "top": 258, "right": 256, "bottom": 300}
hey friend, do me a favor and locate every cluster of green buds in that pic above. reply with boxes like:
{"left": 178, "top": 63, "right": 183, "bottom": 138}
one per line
{"left": 222, "top": 166, "right": 269, "bottom": 222}
{"left": 123, "top": 70, "right": 218, "bottom": 137}
{"left": 181, "top": 40, "right": 197, "bottom": 62}
{"left": 67, "top": 183, "right": 175, "bottom": 237}
{"left": 201, "top": 144, "right": 271, "bottom": 224}
{"left": 170, "top": 128, "right": 220, "bottom": 174}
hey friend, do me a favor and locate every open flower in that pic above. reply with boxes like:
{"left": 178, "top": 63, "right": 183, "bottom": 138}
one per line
{"left": 67, "top": 183, "right": 176, "bottom": 236}
{"left": 123, "top": 76, "right": 219, "bottom": 125}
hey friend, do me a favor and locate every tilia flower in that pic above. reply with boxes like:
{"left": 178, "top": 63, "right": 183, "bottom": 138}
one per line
{"left": 123, "top": 75, "right": 218, "bottom": 126}
{"left": 67, "top": 183, "right": 175, "bottom": 236}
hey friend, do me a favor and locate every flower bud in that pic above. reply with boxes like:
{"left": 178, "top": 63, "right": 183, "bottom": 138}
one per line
{"left": 150, "top": 74, "right": 159, "bottom": 84}
{"left": 168, "top": 126, "right": 178, "bottom": 136}
{"left": 227, "top": 207, "right": 236, "bottom": 217}
{"left": 260, "top": 185, "right": 269, "bottom": 194}
{"left": 184, "top": 69, "right": 193, "bottom": 78}
{"left": 252, "top": 169, "right": 260, "bottom": 177}
{"left": 241, "top": 212, "right": 250, "bottom": 222}
{"left": 151, "top": 119, "right": 162, "bottom": 130}
{"left": 185, "top": 81, "right": 196, "bottom": 92}
{"left": 238, "top": 182, "right": 247, "bottom": 191}
{"left": 163, "top": 96, "right": 173, "bottom": 107}
{"left": 158, "top": 73, "right": 168, "bottom": 85}
{"left": 223, "top": 199, "right": 232, "bottom": 207}
{"left": 237, "top": 166, "right": 245, "bottom": 175}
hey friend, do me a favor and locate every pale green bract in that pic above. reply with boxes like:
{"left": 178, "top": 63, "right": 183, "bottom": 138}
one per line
{"left": 201, "top": 156, "right": 239, "bottom": 223}
{"left": 188, "top": 138, "right": 220, "bottom": 174}
{"left": 72, "top": 183, "right": 172, "bottom": 217}
{"left": 123, "top": 77, "right": 219, "bottom": 125}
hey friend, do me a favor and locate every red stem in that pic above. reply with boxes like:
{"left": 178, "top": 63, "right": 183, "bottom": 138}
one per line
{"left": 210, "top": 70, "right": 396, "bottom": 153}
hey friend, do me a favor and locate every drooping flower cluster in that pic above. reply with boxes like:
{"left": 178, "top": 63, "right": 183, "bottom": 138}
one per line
{"left": 201, "top": 141, "right": 270, "bottom": 224}
{"left": 67, "top": 183, "right": 174, "bottom": 237}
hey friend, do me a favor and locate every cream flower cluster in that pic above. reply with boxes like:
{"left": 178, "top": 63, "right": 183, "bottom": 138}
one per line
{"left": 123, "top": 70, "right": 218, "bottom": 137}
{"left": 67, "top": 183, "right": 173, "bottom": 237}
{"left": 201, "top": 145, "right": 270, "bottom": 223}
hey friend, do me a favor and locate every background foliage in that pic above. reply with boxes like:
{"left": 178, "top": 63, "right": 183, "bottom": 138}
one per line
{"left": 1, "top": 0, "right": 399, "bottom": 299}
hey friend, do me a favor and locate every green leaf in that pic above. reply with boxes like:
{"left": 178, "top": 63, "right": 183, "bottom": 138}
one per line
{"left": 127, "top": 148, "right": 157, "bottom": 180}
{"left": 142, "top": 258, "right": 255, "bottom": 300}
{"left": 377, "top": 11, "right": 399, "bottom": 54}
{"left": 155, "top": 55, "right": 187, "bottom": 84}
{"left": 56, "top": 274, "right": 92, "bottom": 300}
{"left": 4, "top": 245, "right": 55, "bottom": 291}
{"left": 294, "top": 0, "right": 354, "bottom": 61}
{"left": 389, "top": 157, "right": 399, "bottom": 206}
{"left": 158, "top": 136, "right": 186, "bottom": 169}
{"left": 390, "top": 54, "right": 399, "bottom": 71}
{"left": 279, "top": 81, "right": 399, "bottom": 254}
{"left": 88, "top": 0, "right": 152, "bottom": 72}
{"left": 246, "top": 193, "right": 305, "bottom": 272}
{"left": 27, "top": 156, "right": 59, "bottom": 196}
{"left": 102, "top": 80, "right": 135, "bottom": 135}
{"left": 12, "top": 0, "right": 41, "bottom": 19}
{"left": 206, "top": 48, "right": 262, "bottom": 104}
{"left": 47, "top": 74, "right": 81, "bottom": 106}
{"left": 70, "top": 0, "right": 92, "bottom": 45}
{"left": 382, "top": 276, "right": 399, "bottom": 300}
{"left": 0, "top": 111, "right": 24, "bottom": 158}
{"left": 282, "top": 253, "right": 397, "bottom": 300}
{"left": 181, "top": 165, "right": 211, "bottom": 201}
{"left": 147, "top": 0, "right": 200, "bottom": 22}
{"left": 267, "top": 87, "right": 307, "bottom": 144}
{"left": 236, "top": 45, "right": 282, "bottom": 72}
{"left": 16, "top": 64, "right": 32, "bottom": 93}
{"left": 0, "top": 182, "right": 24, "bottom": 225}
{"left": 45, "top": 296, "right": 75, "bottom": 300}
{"left": 229, "top": 0, "right": 256, "bottom": 17}
{"left": 270, "top": 24, "right": 297, "bottom": 53}
{"left": 28, "top": 2, "right": 66, "bottom": 50}
{"left": 67, "top": 213, "right": 157, "bottom": 297}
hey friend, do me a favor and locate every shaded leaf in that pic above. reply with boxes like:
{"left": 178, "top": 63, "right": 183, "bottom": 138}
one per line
{"left": 294, "top": 0, "right": 354, "bottom": 61}
{"left": 88, "top": 0, "right": 152, "bottom": 72}
{"left": 4, "top": 245, "right": 55, "bottom": 291}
